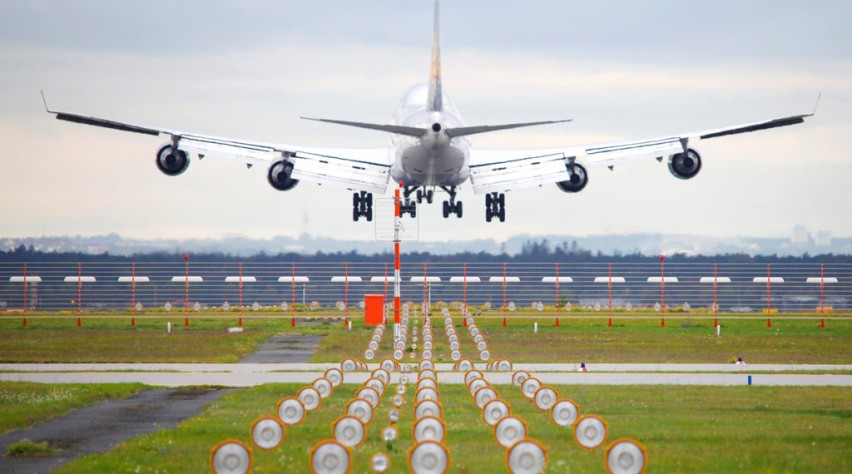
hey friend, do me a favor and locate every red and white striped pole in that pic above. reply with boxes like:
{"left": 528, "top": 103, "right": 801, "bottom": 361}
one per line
{"left": 184, "top": 254, "right": 189, "bottom": 327}
{"left": 77, "top": 262, "right": 82, "bottom": 327}
{"left": 384, "top": 263, "right": 389, "bottom": 325}
{"left": 766, "top": 264, "right": 772, "bottom": 328}
{"left": 22, "top": 263, "right": 28, "bottom": 327}
{"left": 238, "top": 263, "right": 243, "bottom": 327}
{"left": 422, "top": 263, "right": 428, "bottom": 318}
{"left": 462, "top": 263, "right": 468, "bottom": 327}
{"left": 713, "top": 263, "right": 718, "bottom": 328}
{"left": 660, "top": 255, "right": 666, "bottom": 327}
{"left": 555, "top": 263, "right": 560, "bottom": 327}
{"left": 394, "top": 181, "right": 402, "bottom": 341}
{"left": 820, "top": 264, "right": 826, "bottom": 328}
{"left": 131, "top": 262, "right": 136, "bottom": 327}
{"left": 502, "top": 263, "right": 507, "bottom": 327}
{"left": 607, "top": 263, "right": 613, "bottom": 327}
{"left": 344, "top": 262, "right": 351, "bottom": 326}
{"left": 291, "top": 263, "right": 297, "bottom": 327}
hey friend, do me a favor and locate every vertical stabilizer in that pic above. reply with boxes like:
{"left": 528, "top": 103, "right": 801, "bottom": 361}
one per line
{"left": 428, "top": 0, "right": 443, "bottom": 112}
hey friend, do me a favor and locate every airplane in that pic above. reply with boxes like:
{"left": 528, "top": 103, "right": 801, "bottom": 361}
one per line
{"left": 44, "top": 1, "right": 815, "bottom": 223}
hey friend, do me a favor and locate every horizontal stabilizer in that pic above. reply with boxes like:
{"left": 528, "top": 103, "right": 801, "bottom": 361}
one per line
{"left": 301, "top": 117, "right": 427, "bottom": 137}
{"left": 446, "top": 119, "right": 571, "bottom": 138}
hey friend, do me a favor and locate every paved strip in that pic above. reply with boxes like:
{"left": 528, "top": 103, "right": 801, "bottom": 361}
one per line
{"left": 2, "top": 363, "right": 849, "bottom": 373}
{"left": 1, "top": 371, "right": 849, "bottom": 387}
{"left": 0, "top": 388, "right": 230, "bottom": 474}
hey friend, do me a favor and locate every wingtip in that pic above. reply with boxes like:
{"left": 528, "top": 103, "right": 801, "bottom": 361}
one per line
{"left": 811, "top": 92, "right": 822, "bottom": 116}
{"left": 40, "top": 89, "right": 52, "bottom": 113}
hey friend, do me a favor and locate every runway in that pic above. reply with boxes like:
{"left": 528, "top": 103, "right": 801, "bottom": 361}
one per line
{"left": 1, "top": 363, "right": 849, "bottom": 387}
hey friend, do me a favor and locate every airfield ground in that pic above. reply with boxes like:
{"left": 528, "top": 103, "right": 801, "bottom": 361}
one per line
{"left": 0, "top": 311, "right": 849, "bottom": 473}
{"left": 0, "top": 313, "right": 848, "bottom": 364}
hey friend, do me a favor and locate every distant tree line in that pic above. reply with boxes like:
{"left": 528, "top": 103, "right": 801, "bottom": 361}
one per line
{"left": 1, "top": 240, "right": 850, "bottom": 264}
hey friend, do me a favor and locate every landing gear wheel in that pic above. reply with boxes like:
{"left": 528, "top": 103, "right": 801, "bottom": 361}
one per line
{"left": 485, "top": 192, "right": 505, "bottom": 223}
{"left": 442, "top": 201, "right": 450, "bottom": 218}
{"left": 426, "top": 189, "right": 434, "bottom": 204}
{"left": 455, "top": 201, "right": 463, "bottom": 218}
{"left": 352, "top": 191, "right": 373, "bottom": 222}
{"left": 416, "top": 189, "right": 424, "bottom": 204}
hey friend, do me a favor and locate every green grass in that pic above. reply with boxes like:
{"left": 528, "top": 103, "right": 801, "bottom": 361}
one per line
{"left": 311, "top": 316, "right": 852, "bottom": 364}
{"left": 2, "top": 313, "right": 848, "bottom": 364}
{"left": 0, "top": 382, "right": 147, "bottom": 433}
{"left": 0, "top": 316, "right": 338, "bottom": 363}
{"left": 53, "top": 383, "right": 850, "bottom": 473}
{"left": 6, "top": 438, "right": 61, "bottom": 457}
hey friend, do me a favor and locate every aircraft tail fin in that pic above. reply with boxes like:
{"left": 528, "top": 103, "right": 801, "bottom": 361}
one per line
{"left": 427, "top": 0, "right": 442, "bottom": 112}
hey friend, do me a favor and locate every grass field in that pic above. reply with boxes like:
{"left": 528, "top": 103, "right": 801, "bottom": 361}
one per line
{"left": 51, "top": 383, "right": 851, "bottom": 473}
{"left": 0, "top": 382, "right": 147, "bottom": 433}
{"left": 1, "top": 313, "right": 849, "bottom": 364}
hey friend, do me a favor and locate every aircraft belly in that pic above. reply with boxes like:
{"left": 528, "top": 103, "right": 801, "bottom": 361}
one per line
{"left": 397, "top": 144, "right": 467, "bottom": 186}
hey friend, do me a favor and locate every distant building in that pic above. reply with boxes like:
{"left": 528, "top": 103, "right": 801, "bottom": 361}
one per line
{"left": 791, "top": 225, "right": 809, "bottom": 245}
{"left": 815, "top": 231, "right": 832, "bottom": 247}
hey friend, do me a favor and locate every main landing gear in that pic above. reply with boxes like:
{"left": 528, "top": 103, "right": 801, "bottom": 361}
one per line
{"left": 415, "top": 188, "right": 434, "bottom": 204}
{"left": 485, "top": 192, "right": 506, "bottom": 222}
{"left": 352, "top": 191, "right": 373, "bottom": 222}
{"left": 440, "top": 186, "right": 462, "bottom": 218}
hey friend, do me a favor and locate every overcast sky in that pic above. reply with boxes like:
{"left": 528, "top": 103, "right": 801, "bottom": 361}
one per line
{"left": 1, "top": 1, "right": 850, "bottom": 245}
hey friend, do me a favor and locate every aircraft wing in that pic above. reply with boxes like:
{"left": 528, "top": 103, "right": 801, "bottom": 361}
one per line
{"left": 43, "top": 100, "right": 392, "bottom": 194}
{"left": 468, "top": 111, "right": 814, "bottom": 195}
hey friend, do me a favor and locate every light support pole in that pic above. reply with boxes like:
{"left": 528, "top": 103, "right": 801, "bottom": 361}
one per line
{"left": 393, "top": 181, "right": 402, "bottom": 341}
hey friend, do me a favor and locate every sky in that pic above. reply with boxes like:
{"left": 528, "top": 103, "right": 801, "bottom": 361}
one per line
{"left": 1, "top": 0, "right": 850, "bottom": 246}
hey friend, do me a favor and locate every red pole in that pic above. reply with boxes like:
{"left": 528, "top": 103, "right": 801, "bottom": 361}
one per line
{"left": 239, "top": 263, "right": 244, "bottom": 322}
{"left": 344, "top": 262, "right": 349, "bottom": 324}
{"left": 22, "top": 263, "right": 28, "bottom": 327}
{"left": 463, "top": 263, "right": 468, "bottom": 327}
{"left": 660, "top": 255, "right": 665, "bottom": 327}
{"left": 384, "top": 262, "right": 389, "bottom": 325}
{"left": 766, "top": 264, "right": 772, "bottom": 328}
{"left": 555, "top": 263, "right": 560, "bottom": 326}
{"left": 820, "top": 264, "right": 826, "bottom": 328}
{"left": 503, "top": 263, "right": 507, "bottom": 327}
{"left": 713, "top": 263, "right": 718, "bottom": 328}
{"left": 131, "top": 263, "right": 136, "bottom": 327}
{"left": 77, "top": 262, "right": 82, "bottom": 318}
{"left": 608, "top": 263, "right": 613, "bottom": 327}
{"left": 184, "top": 254, "right": 189, "bottom": 327}
{"left": 393, "top": 182, "right": 402, "bottom": 329}
{"left": 291, "top": 263, "right": 296, "bottom": 323}
{"left": 423, "top": 262, "right": 428, "bottom": 316}
{"left": 463, "top": 263, "right": 467, "bottom": 309}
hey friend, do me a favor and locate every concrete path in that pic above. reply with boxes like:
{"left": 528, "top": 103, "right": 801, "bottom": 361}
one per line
{"left": 238, "top": 334, "right": 325, "bottom": 363}
{"left": 1, "top": 364, "right": 849, "bottom": 387}
{"left": 0, "top": 388, "right": 230, "bottom": 474}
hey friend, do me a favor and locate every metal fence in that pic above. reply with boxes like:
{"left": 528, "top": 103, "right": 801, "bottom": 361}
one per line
{"left": 0, "top": 261, "right": 849, "bottom": 315}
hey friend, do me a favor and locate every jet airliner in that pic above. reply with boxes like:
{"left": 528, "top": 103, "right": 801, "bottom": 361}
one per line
{"left": 45, "top": 1, "right": 814, "bottom": 223}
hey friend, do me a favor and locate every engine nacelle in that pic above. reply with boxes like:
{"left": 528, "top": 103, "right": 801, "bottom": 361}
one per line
{"left": 155, "top": 143, "right": 190, "bottom": 176}
{"left": 556, "top": 162, "right": 588, "bottom": 193}
{"left": 267, "top": 160, "right": 299, "bottom": 191}
{"left": 667, "top": 148, "right": 702, "bottom": 180}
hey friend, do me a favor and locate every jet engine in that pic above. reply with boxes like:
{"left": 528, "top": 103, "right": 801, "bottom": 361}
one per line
{"left": 267, "top": 160, "right": 299, "bottom": 191}
{"left": 155, "top": 143, "right": 190, "bottom": 176}
{"left": 556, "top": 162, "right": 588, "bottom": 193}
{"left": 667, "top": 148, "right": 702, "bottom": 180}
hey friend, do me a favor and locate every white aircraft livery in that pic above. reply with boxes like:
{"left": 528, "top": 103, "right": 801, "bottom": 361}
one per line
{"left": 45, "top": 1, "right": 815, "bottom": 223}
